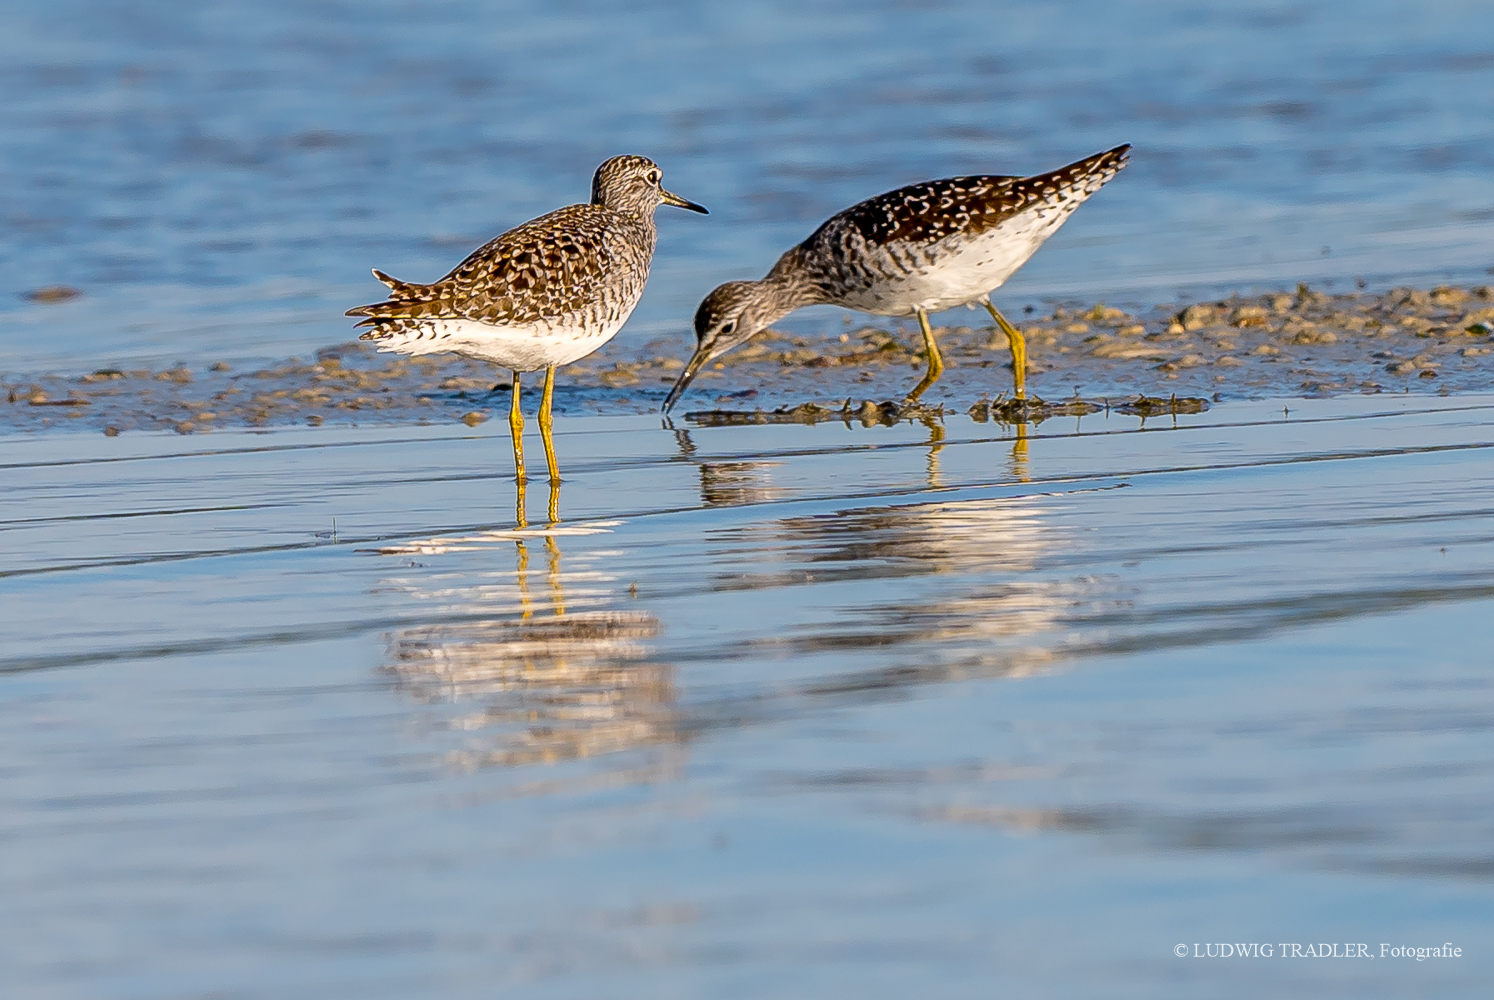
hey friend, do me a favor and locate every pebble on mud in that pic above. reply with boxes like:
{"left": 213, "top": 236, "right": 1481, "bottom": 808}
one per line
{"left": 1176, "top": 304, "right": 1220, "bottom": 330}
{"left": 461, "top": 411, "right": 490, "bottom": 426}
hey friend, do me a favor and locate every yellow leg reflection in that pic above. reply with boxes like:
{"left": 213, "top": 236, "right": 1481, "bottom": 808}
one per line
{"left": 921, "top": 416, "right": 946, "bottom": 489}
{"left": 545, "top": 535, "right": 566, "bottom": 616}
{"left": 904, "top": 307, "right": 944, "bottom": 404}
{"left": 538, "top": 365, "right": 560, "bottom": 484}
{"left": 984, "top": 298, "right": 1028, "bottom": 400}
{"left": 1010, "top": 421, "right": 1031, "bottom": 483}
{"left": 515, "top": 538, "right": 533, "bottom": 621}
{"left": 509, "top": 369, "right": 526, "bottom": 483}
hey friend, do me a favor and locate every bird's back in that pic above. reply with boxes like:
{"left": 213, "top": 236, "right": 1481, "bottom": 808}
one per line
{"left": 348, "top": 203, "right": 656, "bottom": 334}
{"left": 788, "top": 145, "right": 1129, "bottom": 315}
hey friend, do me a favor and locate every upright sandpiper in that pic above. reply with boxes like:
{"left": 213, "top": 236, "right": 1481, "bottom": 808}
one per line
{"left": 349, "top": 155, "right": 706, "bottom": 482}
{"left": 663, "top": 145, "right": 1128, "bottom": 412}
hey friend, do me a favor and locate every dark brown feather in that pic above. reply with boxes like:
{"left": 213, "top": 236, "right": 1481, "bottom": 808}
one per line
{"left": 345, "top": 203, "right": 652, "bottom": 329}
{"left": 806, "top": 144, "right": 1130, "bottom": 251}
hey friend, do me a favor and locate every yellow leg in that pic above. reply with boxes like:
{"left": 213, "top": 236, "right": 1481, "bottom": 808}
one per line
{"left": 509, "top": 370, "right": 526, "bottom": 483}
{"left": 539, "top": 365, "right": 560, "bottom": 484}
{"left": 983, "top": 299, "right": 1027, "bottom": 400}
{"left": 905, "top": 308, "right": 944, "bottom": 404}
{"left": 514, "top": 476, "right": 528, "bottom": 529}
{"left": 546, "top": 479, "right": 560, "bottom": 526}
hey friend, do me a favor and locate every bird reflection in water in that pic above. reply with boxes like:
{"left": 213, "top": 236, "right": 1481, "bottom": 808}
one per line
{"left": 698, "top": 461, "right": 786, "bottom": 506}
{"left": 920, "top": 416, "right": 946, "bottom": 487}
{"left": 513, "top": 477, "right": 561, "bottom": 529}
{"left": 905, "top": 411, "right": 1032, "bottom": 488}
{"left": 926, "top": 412, "right": 1032, "bottom": 486}
{"left": 375, "top": 523, "right": 683, "bottom": 784}
{"left": 1010, "top": 420, "right": 1031, "bottom": 482}
{"left": 670, "top": 428, "right": 787, "bottom": 507}
{"left": 669, "top": 410, "right": 1030, "bottom": 505}
{"left": 709, "top": 488, "right": 1115, "bottom": 681}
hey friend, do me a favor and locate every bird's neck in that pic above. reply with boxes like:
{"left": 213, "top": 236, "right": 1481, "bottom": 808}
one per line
{"left": 755, "top": 246, "right": 828, "bottom": 321}
{"left": 595, "top": 190, "right": 658, "bottom": 225}
{"left": 598, "top": 202, "right": 658, "bottom": 253}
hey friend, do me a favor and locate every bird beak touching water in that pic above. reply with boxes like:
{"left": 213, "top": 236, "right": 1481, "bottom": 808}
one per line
{"left": 662, "top": 345, "right": 710, "bottom": 413}
{"left": 660, "top": 189, "right": 709, "bottom": 214}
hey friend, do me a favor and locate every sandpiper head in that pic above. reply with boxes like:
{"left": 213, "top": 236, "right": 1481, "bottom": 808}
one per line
{"left": 591, "top": 155, "right": 708, "bottom": 218}
{"left": 662, "top": 281, "right": 773, "bottom": 413}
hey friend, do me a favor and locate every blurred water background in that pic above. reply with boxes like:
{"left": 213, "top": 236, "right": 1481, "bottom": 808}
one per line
{"left": 3, "top": 0, "right": 1494, "bottom": 373}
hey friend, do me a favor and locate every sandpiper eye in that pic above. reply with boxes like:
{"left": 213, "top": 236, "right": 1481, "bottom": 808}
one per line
{"left": 720, "top": 320, "right": 736, "bottom": 335}
{"left": 647, "top": 170, "right": 661, "bottom": 184}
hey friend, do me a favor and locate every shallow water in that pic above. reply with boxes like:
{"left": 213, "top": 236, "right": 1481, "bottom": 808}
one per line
{"left": 3, "top": 395, "right": 1492, "bottom": 996}
{"left": 5, "top": 0, "right": 1494, "bottom": 374}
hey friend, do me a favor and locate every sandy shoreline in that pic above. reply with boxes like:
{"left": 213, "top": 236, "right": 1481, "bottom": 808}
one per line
{"left": 5, "top": 283, "right": 1492, "bottom": 435}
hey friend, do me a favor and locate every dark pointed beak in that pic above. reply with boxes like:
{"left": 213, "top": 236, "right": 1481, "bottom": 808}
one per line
{"left": 662, "top": 346, "right": 710, "bottom": 413}
{"left": 660, "top": 188, "right": 709, "bottom": 215}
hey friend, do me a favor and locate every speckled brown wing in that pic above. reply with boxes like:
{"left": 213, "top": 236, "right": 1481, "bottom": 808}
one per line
{"left": 803, "top": 144, "right": 1130, "bottom": 256}
{"left": 346, "top": 204, "right": 650, "bottom": 329}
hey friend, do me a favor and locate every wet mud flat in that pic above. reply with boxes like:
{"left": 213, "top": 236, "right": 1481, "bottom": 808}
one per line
{"left": 5, "top": 284, "right": 1492, "bottom": 435}
{"left": 682, "top": 392, "right": 1210, "bottom": 429}
{"left": 2, "top": 393, "right": 1493, "bottom": 998}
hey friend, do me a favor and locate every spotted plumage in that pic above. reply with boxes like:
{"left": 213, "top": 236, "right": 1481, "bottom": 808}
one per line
{"left": 786, "top": 144, "right": 1129, "bottom": 316}
{"left": 664, "top": 145, "right": 1129, "bottom": 411}
{"left": 348, "top": 155, "right": 705, "bottom": 372}
{"left": 828, "top": 148, "right": 1126, "bottom": 248}
{"left": 349, "top": 154, "right": 706, "bottom": 484}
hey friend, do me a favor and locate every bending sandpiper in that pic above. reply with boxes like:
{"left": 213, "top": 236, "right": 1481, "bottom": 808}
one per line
{"left": 663, "top": 145, "right": 1128, "bottom": 412}
{"left": 349, "top": 155, "right": 706, "bottom": 482}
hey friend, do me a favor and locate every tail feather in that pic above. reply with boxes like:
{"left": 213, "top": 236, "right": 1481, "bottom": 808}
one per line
{"left": 345, "top": 298, "right": 451, "bottom": 319}
{"left": 346, "top": 300, "right": 399, "bottom": 319}
{"left": 1062, "top": 143, "right": 1130, "bottom": 192}
{"left": 1006, "top": 143, "right": 1129, "bottom": 212}
{"left": 346, "top": 267, "right": 443, "bottom": 321}
{"left": 372, "top": 267, "right": 422, "bottom": 298}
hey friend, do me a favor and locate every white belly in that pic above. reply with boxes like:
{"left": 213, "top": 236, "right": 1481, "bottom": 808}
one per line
{"left": 370, "top": 316, "right": 628, "bottom": 372}
{"left": 842, "top": 204, "right": 1078, "bottom": 317}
